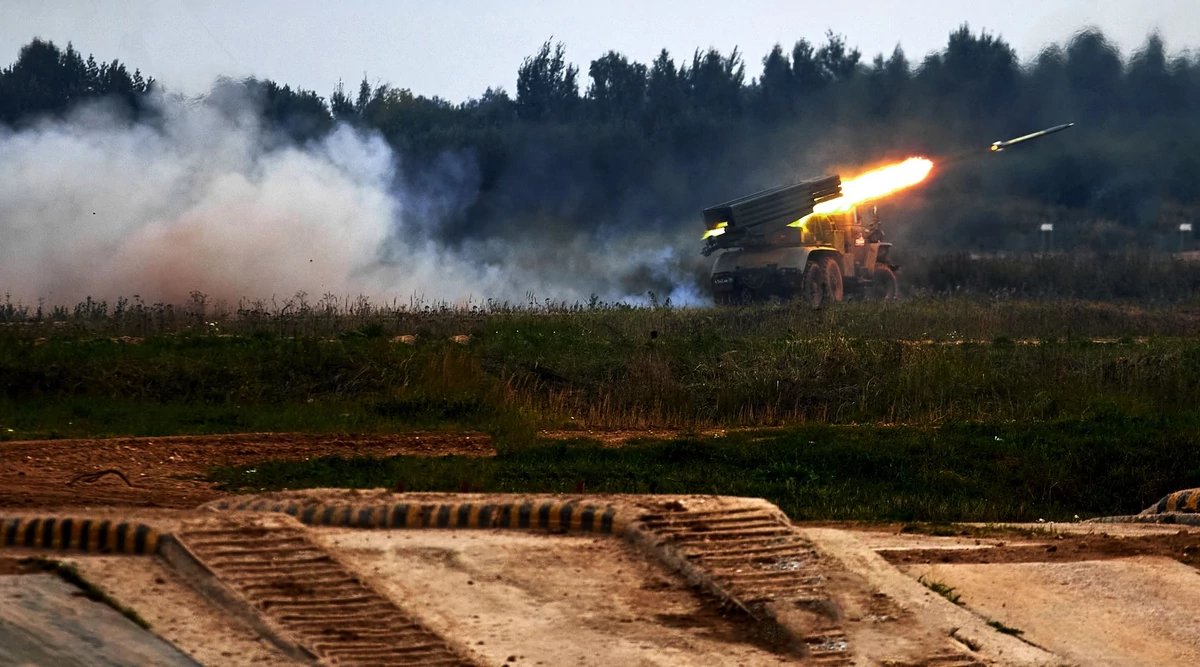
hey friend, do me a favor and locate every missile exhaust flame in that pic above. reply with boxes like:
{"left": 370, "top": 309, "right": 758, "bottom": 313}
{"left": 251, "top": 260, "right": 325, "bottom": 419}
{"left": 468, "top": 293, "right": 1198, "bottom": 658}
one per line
{"left": 702, "top": 157, "right": 933, "bottom": 240}
{"left": 811, "top": 157, "right": 934, "bottom": 215}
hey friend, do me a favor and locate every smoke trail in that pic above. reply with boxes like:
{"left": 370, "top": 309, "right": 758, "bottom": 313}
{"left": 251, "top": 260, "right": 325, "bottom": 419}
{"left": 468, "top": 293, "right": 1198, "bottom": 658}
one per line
{"left": 0, "top": 96, "right": 394, "bottom": 304}
{"left": 0, "top": 93, "right": 705, "bottom": 307}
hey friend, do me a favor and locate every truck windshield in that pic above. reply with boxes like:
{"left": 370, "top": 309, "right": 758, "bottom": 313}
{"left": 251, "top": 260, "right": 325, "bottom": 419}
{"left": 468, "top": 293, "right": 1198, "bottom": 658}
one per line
{"left": 802, "top": 215, "right": 836, "bottom": 247}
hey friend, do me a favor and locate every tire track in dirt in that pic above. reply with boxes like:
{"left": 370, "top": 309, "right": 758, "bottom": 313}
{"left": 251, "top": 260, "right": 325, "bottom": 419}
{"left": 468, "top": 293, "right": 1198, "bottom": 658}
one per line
{"left": 0, "top": 432, "right": 492, "bottom": 509}
{"left": 632, "top": 503, "right": 854, "bottom": 664}
{"left": 176, "top": 521, "right": 475, "bottom": 666}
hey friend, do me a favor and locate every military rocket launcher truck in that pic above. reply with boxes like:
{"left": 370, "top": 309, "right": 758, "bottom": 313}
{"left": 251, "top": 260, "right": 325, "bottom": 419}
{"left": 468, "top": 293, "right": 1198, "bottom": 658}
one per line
{"left": 701, "top": 175, "right": 899, "bottom": 307}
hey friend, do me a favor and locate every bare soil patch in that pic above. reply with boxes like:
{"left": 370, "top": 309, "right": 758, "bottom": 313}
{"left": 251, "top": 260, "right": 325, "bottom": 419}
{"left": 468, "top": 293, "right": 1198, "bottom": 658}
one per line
{"left": 538, "top": 428, "right": 731, "bottom": 445}
{"left": 878, "top": 528, "right": 1200, "bottom": 570}
{"left": 0, "top": 557, "right": 41, "bottom": 576}
{"left": 0, "top": 432, "right": 492, "bottom": 509}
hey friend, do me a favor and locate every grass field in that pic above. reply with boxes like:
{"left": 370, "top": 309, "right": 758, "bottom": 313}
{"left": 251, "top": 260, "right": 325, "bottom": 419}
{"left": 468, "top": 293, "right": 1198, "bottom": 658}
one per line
{"left": 209, "top": 414, "right": 1200, "bottom": 522}
{"left": 4, "top": 293, "right": 1199, "bottom": 521}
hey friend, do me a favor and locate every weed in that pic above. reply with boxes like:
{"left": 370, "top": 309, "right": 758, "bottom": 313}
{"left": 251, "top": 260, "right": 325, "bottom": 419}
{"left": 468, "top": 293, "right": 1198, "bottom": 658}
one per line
{"left": 918, "top": 576, "right": 963, "bottom": 606}
{"left": 987, "top": 619, "right": 1025, "bottom": 636}
{"left": 900, "top": 524, "right": 961, "bottom": 537}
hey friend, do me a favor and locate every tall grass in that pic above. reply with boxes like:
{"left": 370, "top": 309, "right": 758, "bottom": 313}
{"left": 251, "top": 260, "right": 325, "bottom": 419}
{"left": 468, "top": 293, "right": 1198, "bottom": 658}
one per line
{"left": 905, "top": 251, "right": 1200, "bottom": 302}
{"left": 208, "top": 413, "right": 1200, "bottom": 522}
{"left": 3, "top": 295, "right": 1199, "bottom": 439}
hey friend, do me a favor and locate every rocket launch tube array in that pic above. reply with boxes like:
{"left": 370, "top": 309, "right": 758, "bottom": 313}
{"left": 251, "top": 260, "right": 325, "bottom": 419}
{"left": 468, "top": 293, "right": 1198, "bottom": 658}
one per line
{"left": 701, "top": 175, "right": 842, "bottom": 255}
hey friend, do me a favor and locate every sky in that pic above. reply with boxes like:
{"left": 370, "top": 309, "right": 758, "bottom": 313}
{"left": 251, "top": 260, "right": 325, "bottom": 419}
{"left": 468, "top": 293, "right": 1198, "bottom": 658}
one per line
{"left": 4, "top": 0, "right": 1200, "bottom": 103}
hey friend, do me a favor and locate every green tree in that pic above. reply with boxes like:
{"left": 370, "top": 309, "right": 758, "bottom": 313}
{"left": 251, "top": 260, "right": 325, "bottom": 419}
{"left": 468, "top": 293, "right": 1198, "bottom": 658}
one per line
{"left": 587, "top": 51, "right": 647, "bottom": 120}
{"left": 462, "top": 86, "right": 515, "bottom": 127}
{"left": 329, "top": 79, "right": 357, "bottom": 122}
{"left": 791, "top": 39, "right": 824, "bottom": 95}
{"left": 1126, "top": 33, "right": 1180, "bottom": 116}
{"left": 865, "top": 45, "right": 909, "bottom": 117}
{"left": 0, "top": 39, "right": 152, "bottom": 125}
{"left": 816, "top": 31, "right": 861, "bottom": 82}
{"left": 258, "top": 80, "right": 333, "bottom": 142}
{"left": 682, "top": 47, "right": 744, "bottom": 117}
{"left": 516, "top": 40, "right": 579, "bottom": 121}
{"left": 1065, "top": 30, "right": 1123, "bottom": 121}
{"left": 645, "top": 49, "right": 685, "bottom": 131}
{"left": 924, "top": 25, "right": 1018, "bottom": 122}
{"left": 758, "top": 43, "right": 794, "bottom": 118}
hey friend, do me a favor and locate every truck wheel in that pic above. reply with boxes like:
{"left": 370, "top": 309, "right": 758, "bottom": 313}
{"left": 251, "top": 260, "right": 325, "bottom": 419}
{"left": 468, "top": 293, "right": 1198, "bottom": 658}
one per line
{"left": 801, "top": 261, "right": 826, "bottom": 309}
{"left": 819, "top": 256, "right": 844, "bottom": 303}
{"left": 872, "top": 264, "right": 898, "bottom": 300}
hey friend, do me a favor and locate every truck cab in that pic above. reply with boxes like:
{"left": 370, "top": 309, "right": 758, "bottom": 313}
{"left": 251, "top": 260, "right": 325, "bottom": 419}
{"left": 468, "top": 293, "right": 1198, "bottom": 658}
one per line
{"left": 710, "top": 205, "right": 898, "bottom": 306}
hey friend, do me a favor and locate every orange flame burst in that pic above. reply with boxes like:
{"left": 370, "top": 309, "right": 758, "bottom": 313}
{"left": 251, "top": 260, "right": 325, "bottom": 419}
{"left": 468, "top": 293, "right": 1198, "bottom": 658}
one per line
{"left": 813, "top": 157, "right": 934, "bottom": 214}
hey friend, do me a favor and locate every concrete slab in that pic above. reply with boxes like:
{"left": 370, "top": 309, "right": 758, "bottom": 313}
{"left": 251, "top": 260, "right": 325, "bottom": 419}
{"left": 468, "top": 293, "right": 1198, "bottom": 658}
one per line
{"left": 69, "top": 556, "right": 302, "bottom": 667}
{"left": 798, "top": 528, "right": 1068, "bottom": 667}
{"left": 0, "top": 573, "right": 200, "bottom": 666}
{"left": 905, "top": 557, "right": 1200, "bottom": 667}
{"left": 316, "top": 527, "right": 797, "bottom": 667}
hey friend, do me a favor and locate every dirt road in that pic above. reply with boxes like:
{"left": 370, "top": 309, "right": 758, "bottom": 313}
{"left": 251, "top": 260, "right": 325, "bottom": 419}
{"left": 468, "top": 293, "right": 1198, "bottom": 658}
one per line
{"left": 0, "top": 432, "right": 492, "bottom": 508}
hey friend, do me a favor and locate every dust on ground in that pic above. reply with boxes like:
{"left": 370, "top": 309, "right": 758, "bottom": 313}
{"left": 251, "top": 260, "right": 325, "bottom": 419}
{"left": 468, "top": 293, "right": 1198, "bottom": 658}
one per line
{"left": 0, "top": 432, "right": 493, "bottom": 509}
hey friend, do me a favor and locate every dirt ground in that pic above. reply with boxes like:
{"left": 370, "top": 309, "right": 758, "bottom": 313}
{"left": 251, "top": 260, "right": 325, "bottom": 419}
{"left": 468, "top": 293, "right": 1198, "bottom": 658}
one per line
{"left": 0, "top": 556, "right": 45, "bottom": 575}
{"left": 316, "top": 527, "right": 801, "bottom": 666}
{"left": 537, "top": 428, "right": 731, "bottom": 445}
{"left": 871, "top": 525, "right": 1200, "bottom": 569}
{"left": 904, "top": 558, "right": 1200, "bottom": 667}
{"left": 0, "top": 432, "right": 493, "bottom": 508}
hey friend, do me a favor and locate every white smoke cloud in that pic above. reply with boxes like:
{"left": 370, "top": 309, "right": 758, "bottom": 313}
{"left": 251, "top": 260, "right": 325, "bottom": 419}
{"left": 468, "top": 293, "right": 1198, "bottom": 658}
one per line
{"left": 0, "top": 94, "right": 705, "bottom": 307}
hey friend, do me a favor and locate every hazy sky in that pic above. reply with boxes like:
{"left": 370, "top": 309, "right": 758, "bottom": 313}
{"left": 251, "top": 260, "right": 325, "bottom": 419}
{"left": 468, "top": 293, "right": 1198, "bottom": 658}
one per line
{"left": 4, "top": 1, "right": 1199, "bottom": 103}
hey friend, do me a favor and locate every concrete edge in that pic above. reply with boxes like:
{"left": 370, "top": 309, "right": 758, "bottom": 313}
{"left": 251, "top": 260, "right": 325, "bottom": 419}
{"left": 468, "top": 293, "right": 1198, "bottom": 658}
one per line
{"left": 295, "top": 529, "right": 487, "bottom": 666}
{"left": 155, "top": 534, "right": 320, "bottom": 665}
{"left": 1090, "top": 512, "right": 1200, "bottom": 527}
{"left": 211, "top": 493, "right": 837, "bottom": 656}
{"left": 210, "top": 497, "right": 631, "bottom": 534}
{"left": 1141, "top": 488, "right": 1200, "bottom": 515}
{"left": 1, "top": 516, "right": 161, "bottom": 555}
{"left": 798, "top": 527, "right": 1074, "bottom": 667}
{"left": 620, "top": 515, "right": 755, "bottom": 616}
{"left": 618, "top": 511, "right": 835, "bottom": 659}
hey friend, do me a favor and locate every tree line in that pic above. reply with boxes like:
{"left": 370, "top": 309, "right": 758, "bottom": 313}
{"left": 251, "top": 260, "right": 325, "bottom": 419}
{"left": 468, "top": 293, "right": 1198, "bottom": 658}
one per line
{"left": 3, "top": 27, "right": 1198, "bottom": 252}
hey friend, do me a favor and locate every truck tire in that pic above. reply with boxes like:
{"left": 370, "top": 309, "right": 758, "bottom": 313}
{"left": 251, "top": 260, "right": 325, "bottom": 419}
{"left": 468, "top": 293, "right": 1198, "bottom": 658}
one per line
{"left": 819, "top": 256, "right": 844, "bottom": 303}
{"left": 872, "top": 264, "right": 898, "bottom": 300}
{"left": 801, "top": 261, "right": 826, "bottom": 309}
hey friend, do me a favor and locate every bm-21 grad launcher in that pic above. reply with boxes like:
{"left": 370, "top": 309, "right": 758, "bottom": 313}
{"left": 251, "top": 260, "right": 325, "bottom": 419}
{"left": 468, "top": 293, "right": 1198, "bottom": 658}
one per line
{"left": 701, "top": 175, "right": 842, "bottom": 256}
{"left": 700, "top": 124, "right": 1073, "bottom": 307}
{"left": 700, "top": 174, "right": 899, "bottom": 308}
